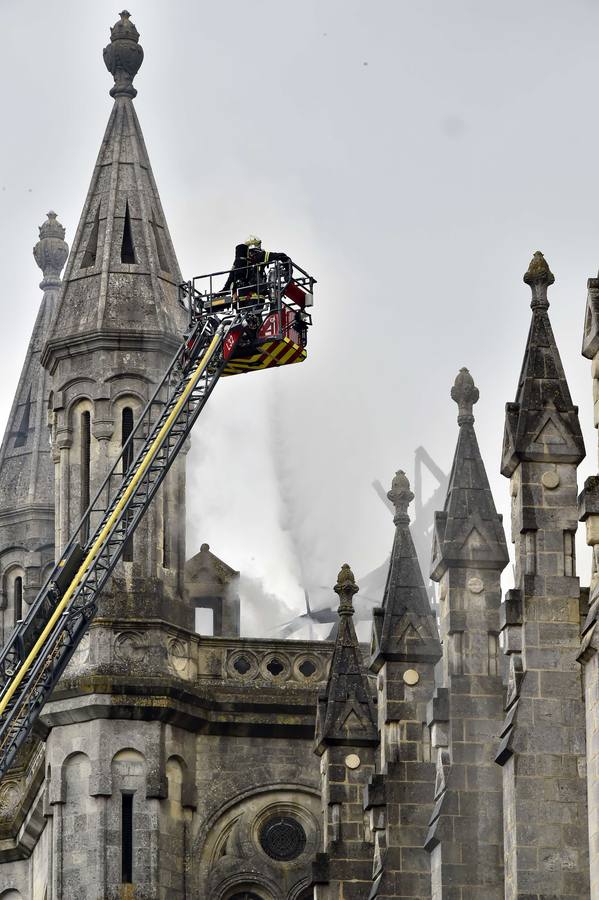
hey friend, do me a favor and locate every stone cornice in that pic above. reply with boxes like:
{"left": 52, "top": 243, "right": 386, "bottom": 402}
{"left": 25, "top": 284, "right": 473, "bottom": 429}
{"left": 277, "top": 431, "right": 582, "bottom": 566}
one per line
{"left": 41, "top": 329, "right": 181, "bottom": 374}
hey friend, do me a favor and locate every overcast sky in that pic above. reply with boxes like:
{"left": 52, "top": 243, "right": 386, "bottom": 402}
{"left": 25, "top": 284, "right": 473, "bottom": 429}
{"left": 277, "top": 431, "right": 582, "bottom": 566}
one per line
{"left": 1, "top": 0, "right": 599, "bottom": 634}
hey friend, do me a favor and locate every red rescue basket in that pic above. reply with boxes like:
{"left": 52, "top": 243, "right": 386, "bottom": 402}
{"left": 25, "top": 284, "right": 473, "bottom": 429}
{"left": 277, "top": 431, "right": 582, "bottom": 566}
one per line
{"left": 180, "top": 259, "right": 315, "bottom": 378}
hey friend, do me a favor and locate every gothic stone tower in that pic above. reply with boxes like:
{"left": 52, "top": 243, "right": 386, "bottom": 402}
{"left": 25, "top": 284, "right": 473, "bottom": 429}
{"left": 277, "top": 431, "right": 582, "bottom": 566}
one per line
{"left": 498, "top": 253, "right": 589, "bottom": 898}
{"left": 0, "top": 13, "right": 329, "bottom": 900}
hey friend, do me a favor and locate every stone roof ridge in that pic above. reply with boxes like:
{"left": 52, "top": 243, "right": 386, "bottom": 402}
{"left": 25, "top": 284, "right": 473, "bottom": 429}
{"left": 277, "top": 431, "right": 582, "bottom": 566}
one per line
{"left": 42, "top": 12, "right": 186, "bottom": 371}
{"left": 185, "top": 542, "right": 240, "bottom": 582}
{"left": 431, "top": 369, "right": 509, "bottom": 580}
{"left": 370, "top": 472, "right": 441, "bottom": 672}
{"left": 0, "top": 212, "right": 68, "bottom": 510}
{"left": 315, "top": 565, "right": 378, "bottom": 754}
{"left": 501, "top": 251, "right": 584, "bottom": 476}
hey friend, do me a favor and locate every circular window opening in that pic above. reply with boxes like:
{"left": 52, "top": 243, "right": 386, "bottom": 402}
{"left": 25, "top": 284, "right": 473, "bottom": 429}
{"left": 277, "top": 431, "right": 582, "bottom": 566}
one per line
{"left": 298, "top": 659, "right": 316, "bottom": 678}
{"left": 266, "top": 658, "right": 284, "bottom": 677}
{"left": 259, "top": 815, "right": 306, "bottom": 861}
{"left": 230, "top": 893, "right": 263, "bottom": 900}
{"left": 233, "top": 656, "right": 251, "bottom": 675}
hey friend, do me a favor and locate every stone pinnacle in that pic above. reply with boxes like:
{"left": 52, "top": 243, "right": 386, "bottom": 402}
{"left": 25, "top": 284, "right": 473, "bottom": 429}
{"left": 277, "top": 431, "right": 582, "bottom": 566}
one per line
{"left": 334, "top": 564, "right": 359, "bottom": 615}
{"left": 523, "top": 250, "right": 554, "bottom": 310}
{"left": 33, "top": 211, "right": 68, "bottom": 291}
{"left": 103, "top": 10, "right": 144, "bottom": 99}
{"left": 387, "top": 469, "right": 414, "bottom": 524}
{"left": 451, "top": 367, "right": 479, "bottom": 426}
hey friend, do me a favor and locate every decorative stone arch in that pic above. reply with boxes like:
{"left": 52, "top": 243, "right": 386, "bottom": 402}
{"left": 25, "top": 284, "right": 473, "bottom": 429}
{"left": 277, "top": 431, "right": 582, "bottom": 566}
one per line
{"left": 0, "top": 554, "right": 27, "bottom": 612}
{"left": 59, "top": 751, "right": 92, "bottom": 803}
{"left": 104, "top": 369, "right": 156, "bottom": 389}
{"left": 110, "top": 746, "right": 147, "bottom": 789}
{"left": 165, "top": 753, "right": 195, "bottom": 807}
{"left": 65, "top": 394, "right": 94, "bottom": 429}
{"left": 0, "top": 890, "right": 24, "bottom": 899}
{"left": 195, "top": 786, "right": 321, "bottom": 900}
{"left": 109, "top": 389, "right": 146, "bottom": 414}
{"left": 217, "top": 874, "right": 277, "bottom": 900}
{"left": 288, "top": 881, "right": 313, "bottom": 900}
{"left": 194, "top": 781, "right": 321, "bottom": 857}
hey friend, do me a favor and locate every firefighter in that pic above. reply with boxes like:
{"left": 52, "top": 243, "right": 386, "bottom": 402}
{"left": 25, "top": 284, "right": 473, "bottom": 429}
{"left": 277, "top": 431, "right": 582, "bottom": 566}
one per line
{"left": 220, "top": 242, "right": 249, "bottom": 294}
{"left": 246, "top": 236, "right": 290, "bottom": 276}
{"left": 220, "top": 236, "right": 290, "bottom": 304}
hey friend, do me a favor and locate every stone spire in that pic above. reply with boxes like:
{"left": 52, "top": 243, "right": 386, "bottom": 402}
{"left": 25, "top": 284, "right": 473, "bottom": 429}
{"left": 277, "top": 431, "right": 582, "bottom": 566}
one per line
{"left": 43, "top": 10, "right": 185, "bottom": 373}
{"left": 501, "top": 252, "right": 585, "bottom": 476}
{"left": 0, "top": 213, "right": 67, "bottom": 628}
{"left": 371, "top": 471, "right": 441, "bottom": 670}
{"left": 0, "top": 212, "right": 67, "bottom": 504}
{"left": 431, "top": 369, "right": 509, "bottom": 577}
{"left": 315, "top": 565, "right": 377, "bottom": 753}
{"left": 425, "top": 369, "right": 508, "bottom": 896}
{"left": 39, "top": 13, "right": 189, "bottom": 610}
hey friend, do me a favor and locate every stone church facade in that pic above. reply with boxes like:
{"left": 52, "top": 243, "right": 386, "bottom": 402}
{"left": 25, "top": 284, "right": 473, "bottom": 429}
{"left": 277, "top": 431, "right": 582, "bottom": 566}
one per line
{"left": 1, "top": 10, "right": 599, "bottom": 900}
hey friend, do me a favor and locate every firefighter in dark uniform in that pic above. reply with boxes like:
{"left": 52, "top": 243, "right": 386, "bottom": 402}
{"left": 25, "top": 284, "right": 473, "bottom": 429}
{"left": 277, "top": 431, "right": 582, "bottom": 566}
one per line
{"left": 221, "top": 236, "right": 290, "bottom": 304}
{"left": 221, "top": 242, "right": 249, "bottom": 294}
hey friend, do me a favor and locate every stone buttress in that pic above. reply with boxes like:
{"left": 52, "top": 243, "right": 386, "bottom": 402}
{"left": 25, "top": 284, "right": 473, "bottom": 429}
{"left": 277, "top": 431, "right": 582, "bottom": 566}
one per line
{"left": 367, "top": 471, "right": 441, "bottom": 898}
{"left": 312, "top": 564, "right": 378, "bottom": 899}
{"left": 498, "top": 252, "right": 589, "bottom": 898}
{"left": 426, "top": 368, "right": 509, "bottom": 899}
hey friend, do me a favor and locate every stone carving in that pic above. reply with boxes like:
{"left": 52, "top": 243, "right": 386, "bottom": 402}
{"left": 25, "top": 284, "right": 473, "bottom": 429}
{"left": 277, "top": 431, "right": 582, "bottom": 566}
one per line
{"left": 0, "top": 782, "right": 22, "bottom": 820}
{"left": 33, "top": 211, "right": 69, "bottom": 290}
{"left": 227, "top": 648, "right": 326, "bottom": 685}
{"left": 451, "top": 367, "right": 479, "bottom": 424}
{"left": 167, "top": 637, "right": 189, "bottom": 677}
{"left": 114, "top": 630, "right": 147, "bottom": 664}
{"left": 103, "top": 10, "right": 144, "bottom": 99}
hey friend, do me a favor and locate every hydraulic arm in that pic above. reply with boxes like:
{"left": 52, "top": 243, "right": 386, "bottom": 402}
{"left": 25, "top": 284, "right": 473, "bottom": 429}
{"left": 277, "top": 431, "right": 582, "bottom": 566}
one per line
{"left": 0, "top": 316, "right": 228, "bottom": 777}
{"left": 0, "top": 257, "right": 315, "bottom": 780}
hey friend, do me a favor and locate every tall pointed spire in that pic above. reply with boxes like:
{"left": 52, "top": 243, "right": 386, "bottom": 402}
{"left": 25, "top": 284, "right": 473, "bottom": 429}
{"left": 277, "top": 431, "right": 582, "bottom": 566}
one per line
{"left": 43, "top": 11, "right": 185, "bottom": 374}
{"left": 501, "top": 252, "right": 585, "bottom": 476}
{"left": 0, "top": 212, "right": 67, "bottom": 630}
{"left": 39, "top": 13, "right": 189, "bottom": 606}
{"left": 315, "top": 565, "right": 377, "bottom": 753}
{"left": 0, "top": 212, "right": 67, "bottom": 511}
{"left": 432, "top": 369, "right": 509, "bottom": 577}
{"left": 370, "top": 471, "right": 441, "bottom": 670}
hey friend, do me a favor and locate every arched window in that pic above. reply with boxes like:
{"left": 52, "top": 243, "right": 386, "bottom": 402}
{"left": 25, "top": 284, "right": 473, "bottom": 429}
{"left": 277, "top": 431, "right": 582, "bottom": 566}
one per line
{"left": 14, "top": 577, "right": 22, "bottom": 623}
{"left": 162, "top": 482, "right": 170, "bottom": 569}
{"left": 122, "top": 408, "right": 134, "bottom": 562}
{"left": 81, "top": 410, "right": 91, "bottom": 543}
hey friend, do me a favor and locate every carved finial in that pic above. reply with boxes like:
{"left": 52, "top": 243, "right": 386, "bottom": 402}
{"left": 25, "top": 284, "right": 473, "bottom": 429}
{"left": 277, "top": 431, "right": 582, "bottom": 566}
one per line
{"left": 334, "top": 563, "right": 359, "bottom": 615}
{"left": 387, "top": 469, "right": 414, "bottom": 524}
{"left": 103, "top": 10, "right": 144, "bottom": 99}
{"left": 451, "top": 367, "right": 479, "bottom": 426}
{"left": 33, "top": 211, "right": 68, "bottom": 291}
{"left": 523, "top": 250, "right": 554, "bottom": 310}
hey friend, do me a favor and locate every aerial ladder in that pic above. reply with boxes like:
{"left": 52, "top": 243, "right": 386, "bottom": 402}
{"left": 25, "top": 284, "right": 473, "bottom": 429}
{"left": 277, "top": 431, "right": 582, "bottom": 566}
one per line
{"left": 0, "top": 259, "right": 315, "bottom": 780}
